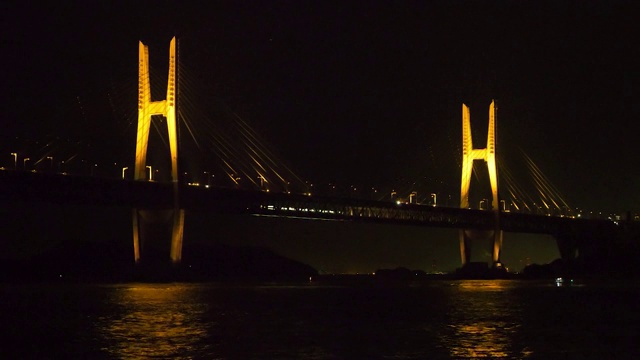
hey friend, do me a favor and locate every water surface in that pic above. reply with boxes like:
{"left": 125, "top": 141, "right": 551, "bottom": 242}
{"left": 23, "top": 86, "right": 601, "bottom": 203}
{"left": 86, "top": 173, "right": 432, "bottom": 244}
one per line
{"left": 1, "top": 280, "right": 638, "bottom": 359}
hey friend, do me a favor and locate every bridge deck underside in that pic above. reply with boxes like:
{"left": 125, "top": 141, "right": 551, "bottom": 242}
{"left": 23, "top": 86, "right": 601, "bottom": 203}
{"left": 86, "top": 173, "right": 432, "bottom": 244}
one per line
{"left": 182, "top": 187, "right": 591, "bottom": 235}
{"left": 1, "top": 171, "right": 608, "bottom": 236}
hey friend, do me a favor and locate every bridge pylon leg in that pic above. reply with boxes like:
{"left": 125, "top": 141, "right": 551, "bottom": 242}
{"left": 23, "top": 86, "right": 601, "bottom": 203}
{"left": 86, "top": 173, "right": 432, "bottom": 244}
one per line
{"left": 492, "top": 229, "right": 504, "bottom": 267}
{"left": 131, "top": 208, "right": 184, "bottom": 264}
{"left": 170, "top": 209, "right": 185, "bottom": 263}
{"left": 132, "top": 209, "right": 141, "bottom": 263}
{"left": 459, "top": 230, "right": 471, "bottom": 266}
{"left": 132, "top": 37, "right": 184, "bottom": 265}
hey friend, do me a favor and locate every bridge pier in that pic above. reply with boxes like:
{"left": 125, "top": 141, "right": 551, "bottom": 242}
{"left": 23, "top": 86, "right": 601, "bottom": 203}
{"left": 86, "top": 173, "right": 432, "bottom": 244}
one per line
{"left": 459, "top": 228, "right": 504, "bottom": 267}
{"left": 132, "top": 208, "right": 184, "bottom": 264}
{"left": 555, "top": 232, "right": 578, "bottom": 262}
{"left": 554, "top": 220, "right": 616, "bottom": 264}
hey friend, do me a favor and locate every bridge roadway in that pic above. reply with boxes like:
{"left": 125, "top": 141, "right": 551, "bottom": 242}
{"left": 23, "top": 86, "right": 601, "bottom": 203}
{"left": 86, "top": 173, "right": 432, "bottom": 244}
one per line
{"left": 1, "top": 169, "right": 610, "bottom": 237}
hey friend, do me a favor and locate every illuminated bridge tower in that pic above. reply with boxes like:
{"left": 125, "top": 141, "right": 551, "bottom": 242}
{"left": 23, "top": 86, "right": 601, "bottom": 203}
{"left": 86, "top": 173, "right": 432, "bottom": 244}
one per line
{"left": 132, "top": 36, "right": 185, "bottom": 264}
{"left": 459, "top": 100, "right": 503, "bottom": 267}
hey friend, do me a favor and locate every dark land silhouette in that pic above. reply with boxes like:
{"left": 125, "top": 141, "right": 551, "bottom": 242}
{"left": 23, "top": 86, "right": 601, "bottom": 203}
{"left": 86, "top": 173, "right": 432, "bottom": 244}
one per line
{"left": 0, "top": 239, "right": 318, "bottom": 283}
{"left": 2, "top": 231, "right": 639, "bottom": 284}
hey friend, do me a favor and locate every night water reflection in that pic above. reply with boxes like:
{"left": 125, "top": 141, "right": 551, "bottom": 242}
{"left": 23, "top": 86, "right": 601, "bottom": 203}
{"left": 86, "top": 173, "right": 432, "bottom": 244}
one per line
{"left": 96, "top": 284, "right": 211, "bottom": 358}
{"left": 441, "top": 280, "right": 533, "bottom": 358}
{"left": 2, "top": 280, "right": 638, "bottom": 358}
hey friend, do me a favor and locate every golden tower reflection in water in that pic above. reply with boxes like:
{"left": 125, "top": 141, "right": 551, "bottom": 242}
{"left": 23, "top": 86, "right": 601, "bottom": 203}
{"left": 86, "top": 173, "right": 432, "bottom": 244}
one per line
{"left": 439, "top": 280, "right": 533, "bottom": 358}
{"left": 97, "top": 284, "right": 209, "bottom": 358}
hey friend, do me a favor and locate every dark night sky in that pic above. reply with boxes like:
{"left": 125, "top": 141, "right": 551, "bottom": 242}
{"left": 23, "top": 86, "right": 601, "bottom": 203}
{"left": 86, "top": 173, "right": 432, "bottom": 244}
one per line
{"left": 2, "top": 0, "right": 638, "bottom": 214}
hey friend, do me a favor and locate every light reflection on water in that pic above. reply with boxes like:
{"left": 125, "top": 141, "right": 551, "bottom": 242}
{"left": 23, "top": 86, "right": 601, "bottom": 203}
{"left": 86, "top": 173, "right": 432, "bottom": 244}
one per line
{"left": 2, "top": 280, "right": 639, "bottom": 358}
{"left": 440, "top": 280, "right": 533, "bottom": 358}
{"left": 96, "top": 284, "right": 212, "bottom": 359}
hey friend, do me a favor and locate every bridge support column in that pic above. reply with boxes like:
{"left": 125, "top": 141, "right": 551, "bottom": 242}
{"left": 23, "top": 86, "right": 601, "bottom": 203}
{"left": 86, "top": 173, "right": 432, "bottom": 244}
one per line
{"left": 132, "top": 208, "right": 184, "bottom": 264}
{"left": 170, "top": 208, "right": 185, "bottom": 263}
{"left": 132, "top": 209, "right": 141, "bottom": 263}
{"left": 132, "top": 36, "right": 184, "bottom": 264}
{"left": 459, "top": 230, "right": 471, "bottom": 266}
{"left": 555, "top": 223, "right": 579, "bottom": 263}
{"left": 459, "top": 229, "right": 503, "bottom": 267}
{"left": 492, "top": 228, "right": 504, "bottom": 265}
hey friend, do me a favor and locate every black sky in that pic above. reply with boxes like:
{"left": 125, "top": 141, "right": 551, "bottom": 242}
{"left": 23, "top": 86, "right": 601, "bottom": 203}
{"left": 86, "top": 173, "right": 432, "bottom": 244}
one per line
{"left": 2, "top": 0, "right": 638, "bottom": 213}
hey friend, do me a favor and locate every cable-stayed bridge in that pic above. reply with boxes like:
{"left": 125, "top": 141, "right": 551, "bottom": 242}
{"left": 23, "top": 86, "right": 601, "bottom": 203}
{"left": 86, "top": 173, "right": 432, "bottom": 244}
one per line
{"left": 1, "top": 37, "right": 633, "bottom": 271}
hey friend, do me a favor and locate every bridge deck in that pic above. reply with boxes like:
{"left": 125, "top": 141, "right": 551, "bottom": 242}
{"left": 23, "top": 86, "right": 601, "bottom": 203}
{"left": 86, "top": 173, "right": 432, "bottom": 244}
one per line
{"left": 1, "top": 170, "right": 613, "bottom": 236}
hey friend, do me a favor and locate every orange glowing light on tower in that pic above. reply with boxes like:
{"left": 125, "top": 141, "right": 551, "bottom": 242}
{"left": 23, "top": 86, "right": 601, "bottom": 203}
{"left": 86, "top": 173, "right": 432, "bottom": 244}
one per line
{"left": 459, "top": 100, "right": 503, "bottom": 266}
{"left": 132, "top": 37, "right": 184, "bottom": 264}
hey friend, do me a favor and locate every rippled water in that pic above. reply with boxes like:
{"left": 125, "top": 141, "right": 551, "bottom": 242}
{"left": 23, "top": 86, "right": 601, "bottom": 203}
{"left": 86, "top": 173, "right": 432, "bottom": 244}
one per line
{"left": 1, "top": 280, "right": 639, "bottom": 359}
